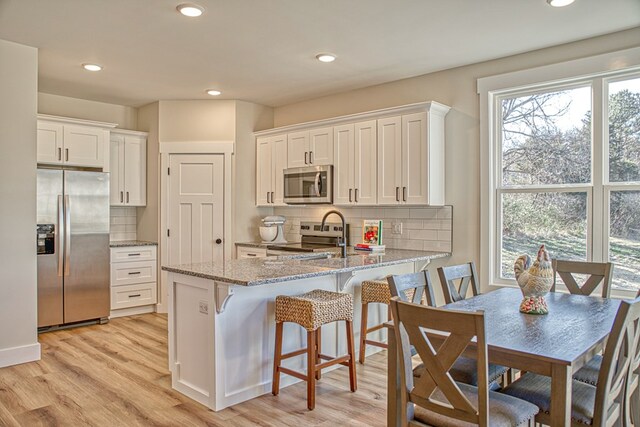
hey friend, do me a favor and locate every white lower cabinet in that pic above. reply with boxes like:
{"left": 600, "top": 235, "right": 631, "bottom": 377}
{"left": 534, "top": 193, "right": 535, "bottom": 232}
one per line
{"left": 110, "top": 245, "right": 157, "bottom": 317}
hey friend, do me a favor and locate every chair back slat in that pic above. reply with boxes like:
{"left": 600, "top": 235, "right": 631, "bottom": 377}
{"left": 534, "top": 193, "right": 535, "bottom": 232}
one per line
{"left": 624, "top": 294, "right": 640, "bottom": 425}
{"left": 390, "top": 298, "right": 489, "bottom": 426}
{"left": 437, "top": 262, "right": 480, "bottom": 304}
{"left": 593, "top": 296, "right": 640, "bottom": 426}
{"left": 552, "top": 260, "right": 614, "bottom": 298}
{"left": 388, "top": 270, "right": 434, "bottom": 307}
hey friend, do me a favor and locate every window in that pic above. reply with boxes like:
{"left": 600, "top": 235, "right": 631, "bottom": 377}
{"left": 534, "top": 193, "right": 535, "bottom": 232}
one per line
{"left": 479, "top": 49, "right": 640, "bottom": 295}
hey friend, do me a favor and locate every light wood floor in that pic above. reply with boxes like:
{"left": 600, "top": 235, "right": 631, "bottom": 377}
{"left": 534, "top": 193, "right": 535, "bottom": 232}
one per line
{"left": 0, "top": 314, "right": 388, "bottom": 426}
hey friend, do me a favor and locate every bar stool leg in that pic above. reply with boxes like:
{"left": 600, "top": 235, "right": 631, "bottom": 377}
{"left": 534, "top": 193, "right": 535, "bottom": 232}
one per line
{"left": 272, "top": 321, "right": 283, "bottom": 396}
{"left": 315, "top": 327, "right": 322, "bottom": 380}
{"left": 359, "top": 302, "right": 369, "bottom": 364}
{"left": 346, "top": 320, "right": 357, "bottom": 392}
{"left": 307, "top": 329, "right": 316, "bottom": 410}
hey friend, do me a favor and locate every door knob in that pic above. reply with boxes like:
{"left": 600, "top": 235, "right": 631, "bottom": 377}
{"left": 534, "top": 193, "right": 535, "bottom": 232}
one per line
{"left": 216, "top": 238, "right": 222, "bottom": 244}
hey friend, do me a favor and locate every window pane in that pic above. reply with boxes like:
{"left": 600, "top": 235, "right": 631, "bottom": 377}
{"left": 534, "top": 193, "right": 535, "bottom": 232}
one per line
{"left": 501, "top": 192, "right": 587, "bottom": 279}
{"left": 610, "top": 190, "right": 640, "bottom": 291}
{"left": 501, "top": 86, "right": 591, "bottom": 186}
{"left": 609, "top": 78, "right": 640, "bottom": 183}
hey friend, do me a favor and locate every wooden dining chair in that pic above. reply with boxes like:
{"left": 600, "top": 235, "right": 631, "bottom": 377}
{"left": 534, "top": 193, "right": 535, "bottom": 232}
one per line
{"left": 437, "top": 262, "right": 480, "bottom": 304}
{"left": 551, "top": 259, "right": 614, "bottom": 298}
{"left": 388, "top": 271, "right": 510, "bottom": 388}
{"left": 389, "top": 297, "right": 539, "bottom": 427}
{"left": 502, "top": 295, "right": 640, "bottom": 427}
{"left": 624, "top": 290, "right": 640, "bottom": 425}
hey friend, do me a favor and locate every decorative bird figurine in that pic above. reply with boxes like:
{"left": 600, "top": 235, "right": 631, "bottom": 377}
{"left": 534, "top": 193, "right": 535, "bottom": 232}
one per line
{"left": 514, "top": 244, "right": 554, "bottom": 314}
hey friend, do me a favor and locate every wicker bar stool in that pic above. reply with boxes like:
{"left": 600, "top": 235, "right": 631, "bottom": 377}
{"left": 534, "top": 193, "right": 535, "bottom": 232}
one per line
{"left": 359, "top": 280, "right": 392, "bottom": 364}
{"left": 272, "top": 289, "right": 357, "bottom": 410}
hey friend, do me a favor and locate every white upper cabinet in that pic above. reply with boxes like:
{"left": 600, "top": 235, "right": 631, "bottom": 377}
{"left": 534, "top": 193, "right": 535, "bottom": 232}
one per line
{"left": 110, "top": 130, "right": 147, "bottom": 207}
{"left": 333, "top": 120, "right": 377, "bottom": 206}
{"left": 256, "top": 134, "right": 287, "bottom": 206}
{"left": 377, "top": 103, "right": 450, "bottom": 206}
{"left": 36, "top": 115, "right": 116, "bottom": 169}
{"left": 287, "top": 127, "right": 334, "bottom": 168}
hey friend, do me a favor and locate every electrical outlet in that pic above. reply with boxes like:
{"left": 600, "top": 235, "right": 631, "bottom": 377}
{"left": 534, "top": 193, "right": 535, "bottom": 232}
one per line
{"left": 392, "top": 222, "right": 403, "bottom": 235}
{"left": 199, "top": 301, "right": 209, "bottom": 315}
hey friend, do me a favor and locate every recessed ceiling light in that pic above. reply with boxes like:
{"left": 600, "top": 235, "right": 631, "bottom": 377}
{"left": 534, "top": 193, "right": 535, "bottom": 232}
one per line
{"left": 547, "top": 0, "right": 575, "bottom": 7}
{"left": 316, "top": 53, "right": 336, "bottom": 63}
{"left": 177, "top": 3, "right": 204, "bottom": 17}
{"left": 206, "top": 89, "right": 221, "bottom": 96}
{"left": 82, "top": 63, "right": 102, "bottom": 72}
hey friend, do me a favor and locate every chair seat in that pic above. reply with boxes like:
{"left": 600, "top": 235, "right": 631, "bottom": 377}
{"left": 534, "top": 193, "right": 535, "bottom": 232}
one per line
{"left": 275, "top": 289, "right": 353, "bottom": 331}
{"left": 413, "top": 357, "right": 509, "bottom": 386}
{"left": 501, "top": 373, "right": 598, "bottom": 425}
{"left": 573, "top": 354, "right": 602, "bottom": 386}
{"left": 414, "top": 381, "right": 539, "bottom": 427}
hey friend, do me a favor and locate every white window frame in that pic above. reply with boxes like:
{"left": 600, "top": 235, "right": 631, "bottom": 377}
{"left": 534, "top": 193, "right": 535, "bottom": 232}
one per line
{"left": 479, "top": 47, "right": 640, "bottom": 298}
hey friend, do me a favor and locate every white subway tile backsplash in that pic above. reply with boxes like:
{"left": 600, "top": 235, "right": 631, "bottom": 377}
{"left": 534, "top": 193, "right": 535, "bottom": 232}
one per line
{"left": 409, "top": 208, "right": 439, "bottom": 219}
{"left": 423, "top": 220, "right": 440, "bottom": 230}
{"left": 110, "top": 207, "right": 137, "bottom": 241}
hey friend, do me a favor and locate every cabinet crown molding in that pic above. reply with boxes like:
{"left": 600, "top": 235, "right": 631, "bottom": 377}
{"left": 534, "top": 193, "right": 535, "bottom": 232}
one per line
{"left": 111, "top": 128, "right": 149, "bottom": 137}
{"left": 254, "top": 101, "right": 450, "bottom": 137}
{"left": 37, "top": 114, "right": 118, "bottom": 129}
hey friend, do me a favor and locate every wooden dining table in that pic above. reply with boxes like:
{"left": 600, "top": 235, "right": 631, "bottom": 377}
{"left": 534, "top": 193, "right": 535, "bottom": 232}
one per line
{"left": 386, "top": 287, "right": 621, "bottom": 427}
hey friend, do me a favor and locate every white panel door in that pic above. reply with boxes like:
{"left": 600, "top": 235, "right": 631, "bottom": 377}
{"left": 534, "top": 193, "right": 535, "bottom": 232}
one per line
{"left": 256, "top": 137, "right": 272, "bottom": 206}
{"left": 287, "top": 131, "right": 310, "bottom": 168}
{"left": 308, "top": 127, "right": 333, "bottom": 166}
{"left": 271, "top": 135, "right": 288, "bottom": 206}
{"left": 402, "top": 112, "right": 428, "bottom": 205}
{"left": 37, "top": 121, "right": 64, "bottom": 164}
{"left": 333, "top": 124, "right": 355, "bottom": 205}
{"left": 109, "top": 135, "right": 125, "bottom": 205}
{"left": 124, "top": 136, "right": 147, "bottom": 206}
{"left": 354, "top": 120, "right": 377, "bottom": 205}
{"left": 63, "top": 125, "right": 104, "bottom": 167}
{"left": 169, "top": 154, "right": 225, "bottom": 266}
{"left": 377, "top": 116, "right": 402, "bottom": 205}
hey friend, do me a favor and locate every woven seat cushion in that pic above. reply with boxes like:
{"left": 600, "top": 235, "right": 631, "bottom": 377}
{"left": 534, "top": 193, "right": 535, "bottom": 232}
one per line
{"left": 275, "top": 289, "right": 353, "bottom": 331}
{"left": 573, "top": 354, "right": 602, "bottom": 386}
{"left": 361, "top": 280, "right": 417, "bottom": 305}
{"left": 413, "top": 381, "right": 539, "bottom": 427}
{"left": 413, "top": 357, "right": 509, "bottom": 386}
{"left": 502, "top": 373, "right": 597, "bottom": 425}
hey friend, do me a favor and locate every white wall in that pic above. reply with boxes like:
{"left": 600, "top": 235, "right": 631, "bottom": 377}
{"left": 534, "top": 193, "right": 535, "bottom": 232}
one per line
{"left": 0, "top": 39, "right": 40, "bottom": 367}
{"left": 38, "top": 93, "right": 138, "bottom": 129}
{"left": 272, "top": 27, "right": 640, "bottom": 290}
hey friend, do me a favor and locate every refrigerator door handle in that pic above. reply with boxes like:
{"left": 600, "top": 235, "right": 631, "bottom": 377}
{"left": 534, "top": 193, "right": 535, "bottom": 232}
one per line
{"left": 57, "top": 195, "right": 64, "bottom": 277}
{"left": 64, "top": 195, "right": 71, "bottom": 276}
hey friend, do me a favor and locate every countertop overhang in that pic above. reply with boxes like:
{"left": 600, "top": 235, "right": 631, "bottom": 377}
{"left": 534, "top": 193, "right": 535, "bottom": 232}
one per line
{"left": 162, "top": 248, "right": 450, "bottom": 286}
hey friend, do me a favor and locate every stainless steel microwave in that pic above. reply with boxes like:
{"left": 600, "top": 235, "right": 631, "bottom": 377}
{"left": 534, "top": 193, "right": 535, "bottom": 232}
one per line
{"left": 283, "top": 165, "right": 333, "bottom": 204}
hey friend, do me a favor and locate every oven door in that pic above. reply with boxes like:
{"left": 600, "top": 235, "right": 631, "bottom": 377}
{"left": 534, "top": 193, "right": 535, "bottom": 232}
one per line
{"left": 283, "top": 165, "right": 332, "bottom": 204}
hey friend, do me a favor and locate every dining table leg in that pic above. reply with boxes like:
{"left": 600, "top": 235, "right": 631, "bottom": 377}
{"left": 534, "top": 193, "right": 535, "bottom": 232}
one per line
{"left": 387, "top": 324, "right": 400, "bottom": 427}
{"left": 550, "top": 364, "right": 572, "bottom": 426}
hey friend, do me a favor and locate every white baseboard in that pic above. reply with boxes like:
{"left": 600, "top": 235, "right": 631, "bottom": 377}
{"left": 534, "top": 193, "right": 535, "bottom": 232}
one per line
{"left": 0, "top": 342, "right": 41, "bottom": 368}
{"left": 110, "top": 305, "right": 155, "bottom": 319}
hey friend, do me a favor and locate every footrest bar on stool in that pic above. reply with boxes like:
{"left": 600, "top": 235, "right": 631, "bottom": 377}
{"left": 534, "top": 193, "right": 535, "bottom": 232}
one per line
{"left": 278, "top": 367, "right": 308, "bottom": 381}
{"left": 364, "top": 339, "right": 388, "bottom": 349}
{"left": 316, "top": 355, "right": 351, "bottom": 371}
{"left": 281, "top": 348, "right": 308, "bottom": 360}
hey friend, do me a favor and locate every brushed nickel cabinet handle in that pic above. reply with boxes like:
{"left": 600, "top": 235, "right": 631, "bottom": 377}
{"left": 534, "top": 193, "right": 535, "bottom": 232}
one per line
{"left": 267, "top": 192, "right": 271, "bottom": 204}
{"left": 58, "top": 147, "right": 62, "bottom": 161}
{"left": 65, "top": 148, "right": 69, "bottom": 162}
{"left": 127, "top": 253, "right": 141, "bottom": 257}
{"left": 271, "top": 192, "right": 275, "bottom": 203}
{"left": 128, "top": 271, "right": 141, "bottom": 275}
{"left": 396, "top": 187, "right": 400, "bottom": 202}
{"left": 126, "top": 192, "right": 130, "bottom": 203}
{"left": 304, "top": 152, "right": 308, "bottom": 164}
{"left": 355, "top": 188, "right": 359, "bottom": 203}
{"left": 120, "top": 191, "right": 124, "bottom": 203}
{"left": 309, "top": 151, "right": 313, "bottom": 164}
{"left": 349, "top": 188, "right": 352, "bottom": 202}
{"left": 403, "top": 187, "right": 407, "bottom": 202}
{"left": 128, "top": 294, "right": 141, "bottom": 298}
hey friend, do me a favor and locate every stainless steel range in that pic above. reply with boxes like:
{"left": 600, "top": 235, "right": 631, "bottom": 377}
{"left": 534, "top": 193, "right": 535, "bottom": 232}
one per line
{"left": 266, "top": 221, "right": 349, "bottom": 256}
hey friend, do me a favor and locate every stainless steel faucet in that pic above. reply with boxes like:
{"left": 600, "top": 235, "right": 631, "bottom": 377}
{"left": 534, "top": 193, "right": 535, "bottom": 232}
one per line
{"left": 321, "top": 210, "right": 347, "bottom": 258}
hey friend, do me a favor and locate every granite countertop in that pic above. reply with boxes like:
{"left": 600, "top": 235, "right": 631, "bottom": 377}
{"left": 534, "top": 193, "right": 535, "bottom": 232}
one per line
{"left": 110, "top": 240, "right": 158, "bottom": 248}
{"left": 235, "top": 241, "right": 294, "bottom": 248}
{"left": 162, "top": 248, "right": 450, "bottom": 286}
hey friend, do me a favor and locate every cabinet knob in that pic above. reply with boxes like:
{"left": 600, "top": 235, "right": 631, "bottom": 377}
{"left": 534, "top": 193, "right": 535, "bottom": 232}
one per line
{"left": 216, "top": 238, "right": 223, "bottom": 244}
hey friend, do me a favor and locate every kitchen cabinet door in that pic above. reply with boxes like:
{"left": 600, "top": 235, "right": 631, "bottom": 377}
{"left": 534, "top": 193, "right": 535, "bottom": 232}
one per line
{"left": 308, "top": 127, "right": 333, "bottom": 166}
{"left": 110, "top": 135, "right": 125, "bottom": 205}
{"left": 287, "top": 131, "right": 310, "bottom": 168}
{"left": 333, "top": 124, "right": 355, "bottom": 205}
{"left": 401, "top": 112, "right": 428, "bottom": 205}
{"left": 63, "top": 125, "right": 105, "bottom": 167}
{"left": 271, "top": 135, "right": 288, "bottom": 205}
{"left": 377, "top": 116, "right": 402, "bottom": 205}
{"left": 256, "top": 137, "right": 273, "bottom": 206}
{"left": 37, "top": 121, "right": 64, "bottom": 164}
{"left": 353, "top": 120, "right": 377, "bottom": 205}
{"left": 123, "top": 136, "right": 146, "bottom": 206}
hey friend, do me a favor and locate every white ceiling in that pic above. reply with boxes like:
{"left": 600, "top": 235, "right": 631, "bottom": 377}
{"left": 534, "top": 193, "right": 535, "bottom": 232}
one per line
{"left": 0, "top": 0, "right": 638, "bottom": 108}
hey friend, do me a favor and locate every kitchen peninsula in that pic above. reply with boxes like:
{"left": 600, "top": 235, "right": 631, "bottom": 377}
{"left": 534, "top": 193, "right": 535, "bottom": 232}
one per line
{"left": 162, "top": 249, "right": 448, "bottom": 411}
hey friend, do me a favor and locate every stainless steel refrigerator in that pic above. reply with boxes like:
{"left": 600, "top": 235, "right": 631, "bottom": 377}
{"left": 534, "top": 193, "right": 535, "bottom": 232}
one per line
{"left": 37, "top": 168, "right": 110, "bottom": 328}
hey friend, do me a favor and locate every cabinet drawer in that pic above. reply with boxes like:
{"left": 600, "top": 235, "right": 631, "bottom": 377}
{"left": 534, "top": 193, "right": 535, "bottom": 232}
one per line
{"left": 111, "top": 260, "right": 157, "bottom": 286}
{"left": 111, "top": 282, "right": 157, "bottom": 310}
{"left": 236, "top": 246, "right": 267, "bottom": 259}
{"left": 111, "top": 246, "right": 157, "bottom": 263}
